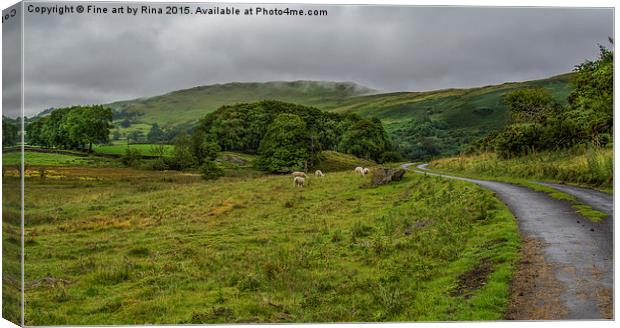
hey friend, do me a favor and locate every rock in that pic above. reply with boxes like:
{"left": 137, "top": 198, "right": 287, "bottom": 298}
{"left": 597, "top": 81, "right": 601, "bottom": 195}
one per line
{"left": 371, "top": 167, "right": 406, "bottom": 186}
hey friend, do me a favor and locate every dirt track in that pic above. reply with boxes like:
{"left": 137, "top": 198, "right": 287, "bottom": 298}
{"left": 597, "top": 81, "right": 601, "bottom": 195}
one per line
{"left": 405, "top": 164, "right": 613, "bottom": 320}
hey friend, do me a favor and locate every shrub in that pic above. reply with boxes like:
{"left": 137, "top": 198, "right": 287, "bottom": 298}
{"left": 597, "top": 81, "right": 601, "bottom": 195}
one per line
{"left": 200, "top": 160, "right": 224, "bottom": 180}
{"left": 147, "top": 158, "right": 168, "bottom": 171}
{"left": 121, "top": 148, "right": 143, "bottom": 167}
{"left": 165, "top": 134, "right": 198, "bottom": 170}
{"left": 493, "top": 123, "right": 542, "bottom": 159}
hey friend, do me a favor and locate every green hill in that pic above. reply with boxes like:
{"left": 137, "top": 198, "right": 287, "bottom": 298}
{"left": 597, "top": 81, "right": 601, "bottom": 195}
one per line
{"left": 106, "top": 74, "right": 573, "bottom": 133}
{"left": 108, "top": 81, "right": 376, "bottom": 127}
{"left": 328, "top": 73, "right": 574, "bottom": 131}
{"left": 64, "top": 74, "right": 575, "bottom": 159}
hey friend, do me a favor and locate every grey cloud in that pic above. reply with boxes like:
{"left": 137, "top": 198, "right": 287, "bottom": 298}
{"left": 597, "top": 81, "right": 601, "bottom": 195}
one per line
{"left": 11, "top": 3, "right": 614, "bottom": 116}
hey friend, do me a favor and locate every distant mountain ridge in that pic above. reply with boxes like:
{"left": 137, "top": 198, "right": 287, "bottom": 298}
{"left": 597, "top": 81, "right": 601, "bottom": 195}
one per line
{"left": 107, "top": 80, "right": 378, "bottom": 126}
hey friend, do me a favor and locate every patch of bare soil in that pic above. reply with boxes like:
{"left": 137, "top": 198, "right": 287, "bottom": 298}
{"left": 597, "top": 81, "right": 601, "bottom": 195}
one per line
{"left": 450, "top": 258, "right": 493, "bottom": 299}
{"left": 505, "top": 238, "right": 567, "bottom": 320}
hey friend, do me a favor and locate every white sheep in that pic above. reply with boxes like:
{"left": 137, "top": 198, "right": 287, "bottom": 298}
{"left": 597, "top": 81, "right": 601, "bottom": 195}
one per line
{"left": 315, "top": 170, "right": 325, "bottom": 177}
{"left": 294, "top": 176, "right": 305, "bottom": 187}
{"left": 292, "top": 171, "right": 307, "bottom": 178}
{"left": 363, "top": 168, "right": 370, "bottom": 175}
{"left": 354, "top": 167, "right": 365, "bottom": 176}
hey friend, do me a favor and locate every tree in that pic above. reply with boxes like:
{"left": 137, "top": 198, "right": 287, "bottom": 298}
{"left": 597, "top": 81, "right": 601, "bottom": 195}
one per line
{"left": 24, "top": 106, "right": 112, "bottom": 151}
{"left": 190, "top": 129, "right": 221, "bottom": 164}
{"left": 147, "top": 123, "right": 166, "bottom": 143}
{"left": 197, "top": 100, "right": 395, "bottom": 165}
{"left": 200, "top": 159, "right": 224, "bottom": 180}
{"left": 65, "top": 105, "right": 112, "bottom": 151}
{"left": 127, "top": 130, "right": 145, "bottom": 144}
{"left": 502, "top": 88, "right": 561, "bottom": 124}
{"left": 256, "top": 113, "right": 309, "bottom": 173}
{"left": 3, "top": 118, "right": 19, "bottom": 147}
{"left": 567, "top": 41, "right": 613, "bottom": 138}
{"left": 165, "top": 133, "right": 197, "bottom": 170}
{"left": 338, "top": 118, "right": 389, "bottom": 161}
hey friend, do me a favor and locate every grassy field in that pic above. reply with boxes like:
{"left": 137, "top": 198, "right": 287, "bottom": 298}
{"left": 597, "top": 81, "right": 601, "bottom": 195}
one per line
{"left": 17, "top": 159, "right": 520, "bottom": 324}
{"left": 2, "top": 162, "right": 22, "bottom": 325}
{"left": 314, "top": 151, "right": 376, "bottom": 172}
{"left": 430, "top": 146, "right": 613, "bottom": 192}
{"left": 3, "top": 151, "right": 119, "bottom": 168}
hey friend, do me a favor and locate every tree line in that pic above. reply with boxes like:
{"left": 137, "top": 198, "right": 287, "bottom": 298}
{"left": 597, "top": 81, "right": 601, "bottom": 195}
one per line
{"left": 25, "top": 105, "right": 113, "bottom": 152}
{"left": 191, "top": 100, "right": 398, "bottom": 173}
{"left": 468, "top": 42, "right": 613, "bottom": 158}
{"left": 2, "top": 117, "right": 20, "bottom": 147}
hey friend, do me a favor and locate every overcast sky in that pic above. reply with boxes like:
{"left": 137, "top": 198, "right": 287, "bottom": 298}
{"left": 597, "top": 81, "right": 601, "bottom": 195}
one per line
{"left": 7, "top": 3, "right": 615, "bottom": 116}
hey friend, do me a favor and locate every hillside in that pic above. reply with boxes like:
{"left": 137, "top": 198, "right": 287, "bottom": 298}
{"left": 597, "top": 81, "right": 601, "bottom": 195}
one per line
{"left": 107, "top": 81, "right": 376, "bottom": 127}
{"left": 329, "top": 73, "right": 574, "bottom": 130}
{"left": 106, "top": 74, "right": 573, "bottom": 129}
{"left": 27, "top": 74, "right": 575, "bottom": 160}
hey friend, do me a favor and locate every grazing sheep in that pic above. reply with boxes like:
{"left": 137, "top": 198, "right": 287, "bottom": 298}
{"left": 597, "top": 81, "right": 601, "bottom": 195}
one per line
{"left": 294, "top": 176, "right": 305, "bottom": 187}
{"left": 363, "top": 168, "right": 370, "bottom": 175}
{"left": 292, "top": 171, "right": 307, "bottom": 178}
{"left": 315, "top": 170, "right": 325, "bottom": 177}
{"left": 354, "top": 166, "right": 365, "bottom": 176}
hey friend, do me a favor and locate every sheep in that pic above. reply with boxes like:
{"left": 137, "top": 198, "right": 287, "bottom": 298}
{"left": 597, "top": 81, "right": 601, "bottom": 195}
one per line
{"left": 315, "top": 170, "right": 325, "bottom": 177}
{"left": 292, "top": 171, "right": 307, "bottom": 178}
{"left": 354, "top": 166, "right": 365, "bottom": 176}
{"left": 363, "top": 168, "right": 370, "bottom": 175}
{"left": 294, "top": 176, "right": 305, "bottom": 187}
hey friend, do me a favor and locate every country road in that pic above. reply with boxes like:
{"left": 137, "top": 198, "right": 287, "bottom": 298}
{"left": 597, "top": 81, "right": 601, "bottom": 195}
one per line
{"left": 403, "top": 163, "right": 613, "bottom": 320}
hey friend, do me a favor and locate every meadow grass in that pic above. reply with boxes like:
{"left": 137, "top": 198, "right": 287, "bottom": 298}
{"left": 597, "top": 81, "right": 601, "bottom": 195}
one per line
{"left": 3, "top": 151, "right": 119, "bottom": 167}
{"left": 2, "top": 172, "right": 22, "bottom": 325}
{"left": 92, "top": 143, "right": 174, "bottom": 157}
{"left": 19, "top": 166, "right": 519, "bottom": 324}
{"left": 431, "top": 146, "right": 613, "bottom": 192}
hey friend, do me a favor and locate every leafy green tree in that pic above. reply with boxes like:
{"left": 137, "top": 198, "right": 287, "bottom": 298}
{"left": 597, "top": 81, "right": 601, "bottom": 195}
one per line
{"left": 200, "top": 160, "right": 224, "bottom": 180}
{"left": 190, "top": 129, "right": 221, "bottom": 164}
{"left": 24, "top": 106, "right": 112, "bottom": 151}
{"left": 65, "top": 105, "right": 112, "bottom": 151}
{"left": 127, "top": 130, "right": 145, "bottom": 144}
{"left": 493, "top": 123, "right": 542, "bottom": 159}
{"left": 338, "top": 118, "right": 388, "bottom": 161}
{"left": 502, "top": 88, "right": 561, "bottom": 123}
{"left": 567, "top": 41, "right": 613, "bottom": 139}
{"left": 165, "top": 133, "right": 197, "bottom": 170}
{"left": 197, "top": 100, "right": 394, "bottom": 163}
{"left": 147, "top": 123, "right": 166, "bottom": 143}
{"left": 2, "top": 118, "right": 19, "bottom": 147}
{"left": 256, "top": 113, "right": 309, "bottom": 172}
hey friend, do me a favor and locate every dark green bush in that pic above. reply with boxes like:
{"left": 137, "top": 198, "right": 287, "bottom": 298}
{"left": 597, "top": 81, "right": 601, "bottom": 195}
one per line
{"left": 200, "top": 160, "right": 224, "bottom": 180}
{"left": 121, "top": 148, "right": 143, "bottom": 167}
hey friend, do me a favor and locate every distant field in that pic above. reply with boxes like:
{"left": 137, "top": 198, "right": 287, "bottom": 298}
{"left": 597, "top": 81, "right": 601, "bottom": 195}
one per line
{"left": 19, "top": 167, "right": 518, "bottom": 324}
{"left": 93, "top": 143, "right": 174, "bottom": 156}
{"left": 3, "top": 151, "right": 118, "bottom": 167}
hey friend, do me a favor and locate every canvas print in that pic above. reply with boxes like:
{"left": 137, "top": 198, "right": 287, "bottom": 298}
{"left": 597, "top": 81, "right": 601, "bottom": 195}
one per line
{"left": 1, "top": 1, "right": 614, "bottom": 325}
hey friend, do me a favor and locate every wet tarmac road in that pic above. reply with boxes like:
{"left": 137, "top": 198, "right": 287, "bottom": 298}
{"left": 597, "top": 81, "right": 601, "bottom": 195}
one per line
{"left": 405, "top": 164, "right": 613, "bottom": 320}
